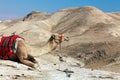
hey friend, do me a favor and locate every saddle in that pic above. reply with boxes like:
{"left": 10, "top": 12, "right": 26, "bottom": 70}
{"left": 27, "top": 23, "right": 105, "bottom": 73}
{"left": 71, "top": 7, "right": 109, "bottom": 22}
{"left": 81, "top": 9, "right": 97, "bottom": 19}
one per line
{"left": 0, "top": 35, "right": 22, "bottom": 59}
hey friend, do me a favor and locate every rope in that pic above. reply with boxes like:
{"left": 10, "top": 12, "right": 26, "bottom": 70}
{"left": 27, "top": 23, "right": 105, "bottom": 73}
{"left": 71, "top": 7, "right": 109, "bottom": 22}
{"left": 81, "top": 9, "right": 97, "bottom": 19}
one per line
{"left": 57, "top": 43, "right": 64, "bottom": 62}
{"left": 66, "top": 33, "right": 83, "bottom": 39}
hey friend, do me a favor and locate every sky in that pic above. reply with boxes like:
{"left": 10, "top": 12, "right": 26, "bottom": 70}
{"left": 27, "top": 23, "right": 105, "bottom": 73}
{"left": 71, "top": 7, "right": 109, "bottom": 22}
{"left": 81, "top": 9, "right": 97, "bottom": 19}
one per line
{"left": 0, "top": 0, "right": 120, "bottom": 20}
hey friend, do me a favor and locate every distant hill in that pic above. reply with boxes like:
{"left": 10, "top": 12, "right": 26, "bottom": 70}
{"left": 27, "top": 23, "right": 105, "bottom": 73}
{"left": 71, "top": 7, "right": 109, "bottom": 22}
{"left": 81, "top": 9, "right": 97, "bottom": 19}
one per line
{"left": 23, "top": 11, "right": 50, "bottom": 21}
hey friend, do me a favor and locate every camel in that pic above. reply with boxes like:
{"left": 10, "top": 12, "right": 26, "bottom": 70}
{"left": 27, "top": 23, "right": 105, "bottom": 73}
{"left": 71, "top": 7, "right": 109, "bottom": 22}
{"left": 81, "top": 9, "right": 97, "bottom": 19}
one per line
{"left": 29, "top": 33, "right": 69, "bottom": 56}
{"left": 0, "top": 33, "right": 69, "bottom": 68}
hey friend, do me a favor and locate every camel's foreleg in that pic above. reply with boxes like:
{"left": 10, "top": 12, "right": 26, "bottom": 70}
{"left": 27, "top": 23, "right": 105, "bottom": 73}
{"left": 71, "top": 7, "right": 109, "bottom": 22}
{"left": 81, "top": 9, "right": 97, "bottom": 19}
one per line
{"left": 27, "top": 54, "right": 38, "bottom": 63}
{"left": 16, "top": 40, "right": 39, "bottom": 68}
{"left": 19, "top": 58, "right": 38, "bottom": 68}
{"left": 16, "top": 51, "right": 39, "bottom": 68}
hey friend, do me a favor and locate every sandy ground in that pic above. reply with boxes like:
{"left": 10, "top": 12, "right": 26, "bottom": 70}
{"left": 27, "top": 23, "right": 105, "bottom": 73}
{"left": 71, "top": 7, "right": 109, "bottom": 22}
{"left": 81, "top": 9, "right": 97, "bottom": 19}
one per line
{"left": 0, "top": 54, "right": 120, "bottom": 80}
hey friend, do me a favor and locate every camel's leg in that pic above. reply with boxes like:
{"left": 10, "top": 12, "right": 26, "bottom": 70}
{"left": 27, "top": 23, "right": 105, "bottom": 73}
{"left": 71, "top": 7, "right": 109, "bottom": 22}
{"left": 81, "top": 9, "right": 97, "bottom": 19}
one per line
{"left": 19, "top": 58, "right": 38, "bottom": 68}
{"left": 27, "top": 54, "right": 38, "bottom": 63}
{"left": 17, "top": 51, "right": 38, "bottom": 68}
{"left": 9, "top": 54, "right": 19, "bottom": 62}
{"left": 16, "top": 40, "right": 38, "bottom": 68}
{"left": 27, "top": 54, "right": 40, "bottom": 69}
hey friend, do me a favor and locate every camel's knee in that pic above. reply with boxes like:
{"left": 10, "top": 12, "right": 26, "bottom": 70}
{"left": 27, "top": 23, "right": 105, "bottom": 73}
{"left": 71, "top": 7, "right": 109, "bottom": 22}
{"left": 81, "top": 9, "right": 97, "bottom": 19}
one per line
{"left": 28, "top": 55, "right": 38, "bottom": 63}
{"left": 19, "top": 59, "right": 35, "bottom": 68}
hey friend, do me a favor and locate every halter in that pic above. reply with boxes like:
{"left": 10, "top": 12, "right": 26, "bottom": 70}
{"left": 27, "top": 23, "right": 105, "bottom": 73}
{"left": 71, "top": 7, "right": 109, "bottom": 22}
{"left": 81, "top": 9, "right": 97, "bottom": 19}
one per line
{"left": 52, "top": 34, "right": 64, "bottom": 44}
{"left": 59, "top": 34, "right": 64, "bottom": 43}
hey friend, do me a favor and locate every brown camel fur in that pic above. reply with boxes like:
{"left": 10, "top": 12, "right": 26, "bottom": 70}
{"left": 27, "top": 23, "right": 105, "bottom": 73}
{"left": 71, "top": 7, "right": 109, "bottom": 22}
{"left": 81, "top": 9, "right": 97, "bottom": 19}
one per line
{"left": 7, "top": 33, "right": 68, "bottom": 68}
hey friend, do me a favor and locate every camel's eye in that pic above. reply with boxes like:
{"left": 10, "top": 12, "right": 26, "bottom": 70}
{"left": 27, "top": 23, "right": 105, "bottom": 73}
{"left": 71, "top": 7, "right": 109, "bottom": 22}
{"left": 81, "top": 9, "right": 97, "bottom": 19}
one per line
{"left": 52, "top": 35, "right": 55, "bottom": 39}
{"left": 49, "top": 35, "right": 55, "bottom": 41}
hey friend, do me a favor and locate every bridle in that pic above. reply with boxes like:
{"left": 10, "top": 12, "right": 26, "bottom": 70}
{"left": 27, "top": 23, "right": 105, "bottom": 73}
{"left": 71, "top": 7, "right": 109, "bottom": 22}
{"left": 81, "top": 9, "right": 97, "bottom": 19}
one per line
{"left": 52, "top": 34, "right": 65, "bottom": 44}
{"left": 59, "top": 34, "right": 64, "bottom": 43}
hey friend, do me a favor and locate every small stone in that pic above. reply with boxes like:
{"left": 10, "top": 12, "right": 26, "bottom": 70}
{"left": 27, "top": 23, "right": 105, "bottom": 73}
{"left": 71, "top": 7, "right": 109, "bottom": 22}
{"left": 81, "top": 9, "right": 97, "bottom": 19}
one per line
{"left": 27, "top": 68, "right": 33, "bottom": 70}
{"left": 22, "top": 74, "right": 25, "bottom": 76}
{"left": 14, "top": 77, "right": 18, "bottom": 79}
{"left": 67, "top": 74, "right": 71, "bottom": 78}
{"left": 54, "top": 64, "right": 56, "bottom": 65}
{"left": 91, "top": 69, "right": 94, "bottom": 71}
{"left": 15, "top": 75, "right": 21, "bottom": 77}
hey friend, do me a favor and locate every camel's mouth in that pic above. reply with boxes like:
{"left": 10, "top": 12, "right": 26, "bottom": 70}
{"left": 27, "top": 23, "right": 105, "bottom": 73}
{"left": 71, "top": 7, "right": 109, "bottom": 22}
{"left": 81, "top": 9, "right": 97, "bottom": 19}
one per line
{"left": 60, "top": 34, "right": 69, "bottom": 42}
{"left": 64, "top": 36, "right": 69, "bottom": 42}
{"left": 59, "top": 34, "right": 70, "bottom": 43}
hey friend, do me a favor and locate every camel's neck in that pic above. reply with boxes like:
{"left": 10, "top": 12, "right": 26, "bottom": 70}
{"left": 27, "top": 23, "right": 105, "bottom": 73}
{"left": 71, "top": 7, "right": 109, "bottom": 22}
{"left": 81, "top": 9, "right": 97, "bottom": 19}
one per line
{"left": 39, "top": 41, "right": 58, "bottom": 54}
{"left": 30, "top": 41, "right": 58, "bottom": 56}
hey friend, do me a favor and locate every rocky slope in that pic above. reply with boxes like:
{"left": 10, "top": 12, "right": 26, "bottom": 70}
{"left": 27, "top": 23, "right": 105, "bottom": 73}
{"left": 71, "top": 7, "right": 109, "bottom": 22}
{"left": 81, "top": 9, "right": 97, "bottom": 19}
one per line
{"left": 51, "top": 6, "right": 120, "bottom": 71}
{"left": 0, "top": 54, "right": 120, "bottom": 80}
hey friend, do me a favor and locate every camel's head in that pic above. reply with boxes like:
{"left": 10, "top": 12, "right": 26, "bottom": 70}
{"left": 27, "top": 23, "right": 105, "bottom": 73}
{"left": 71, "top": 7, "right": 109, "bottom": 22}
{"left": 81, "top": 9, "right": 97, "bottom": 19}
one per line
{"left": 49, "top": 33, "right": 69, "bottom": 44}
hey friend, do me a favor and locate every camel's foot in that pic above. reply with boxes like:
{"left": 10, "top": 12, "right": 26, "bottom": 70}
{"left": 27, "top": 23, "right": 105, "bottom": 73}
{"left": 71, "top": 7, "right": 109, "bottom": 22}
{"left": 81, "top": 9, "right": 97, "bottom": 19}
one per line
{"left": 33, "top": 64, "right": 41, "bottom": 72}
{"left": 36, "top": 67, "right": 41, "bottom": 72}
{"left": 33, "top": 63, "right": 40, "bottom": 69}
{"left": 27, "top": 64, "right": 41, "bottom": 72}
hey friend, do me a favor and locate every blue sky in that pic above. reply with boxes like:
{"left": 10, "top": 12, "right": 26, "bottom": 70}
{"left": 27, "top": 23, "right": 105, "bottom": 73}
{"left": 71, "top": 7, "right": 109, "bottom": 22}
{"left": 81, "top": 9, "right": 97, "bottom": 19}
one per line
{"left": 0, "top": 0, "right": 120, "bottom": 20}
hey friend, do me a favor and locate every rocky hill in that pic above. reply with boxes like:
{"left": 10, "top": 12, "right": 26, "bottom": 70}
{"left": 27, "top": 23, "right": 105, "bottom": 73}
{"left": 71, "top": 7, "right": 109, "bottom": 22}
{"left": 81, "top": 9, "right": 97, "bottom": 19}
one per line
{"left": 51, "top": 6, "right": 120, "bottom": 72}
{"left": 0, "top": 6, "right": 120, "bottom": 80}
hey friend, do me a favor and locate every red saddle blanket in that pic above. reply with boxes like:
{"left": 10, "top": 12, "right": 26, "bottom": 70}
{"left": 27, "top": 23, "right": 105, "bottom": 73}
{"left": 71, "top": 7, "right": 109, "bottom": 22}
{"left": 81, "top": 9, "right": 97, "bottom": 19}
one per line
{"left": 0, "top": 35, "right": 21, "bottom": 59}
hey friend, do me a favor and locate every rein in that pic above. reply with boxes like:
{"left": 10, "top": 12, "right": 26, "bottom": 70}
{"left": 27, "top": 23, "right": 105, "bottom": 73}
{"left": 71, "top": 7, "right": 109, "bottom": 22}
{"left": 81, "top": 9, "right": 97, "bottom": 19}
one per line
{"left": 57, "top": 42, "right": 64, "bottom": 62}
{"left": 52, "top": 34, "right": 69, "bottom": 62}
